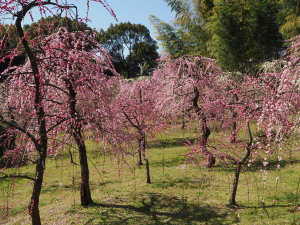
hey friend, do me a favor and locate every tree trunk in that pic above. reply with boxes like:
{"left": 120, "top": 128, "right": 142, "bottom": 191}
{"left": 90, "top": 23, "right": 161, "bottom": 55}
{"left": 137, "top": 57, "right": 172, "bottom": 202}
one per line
{"left": 140, "top": 134, "right": 151, "bottom": 183}
{"left": 73, "top": 129, "right": 93, "bottom": 205}
{"left": 145, "top": 157, "right": 151, "bottom": 184}
{"left": 229, "top": 121, "right": 252, "bottom": 206}
{"left": 15, "top": 7, "right": 49, "bottom": 224}
{"left": 137, "top": 89, "right": 144, "bottom": 166}
{"left": 29, "top": 155, "right": 46, "bottom": 225}
{"left": 230, "top": 94, "right": 239, "bottom": 143}
{"left": 230, "top": 120, "right": 237, "bottom": 143}
{"left": 181, "top": 110, "right": 186, "bottom": 130}
{"left": 200, "top": 116, "right": 210, "bottom": 145}
{"left": 230, "top": 162, "right": 241, "bottom": 206}
{"left": 66, "top": 79, "right": 92, "bottom": 206}
{"left": 192, "top": 87, "right": 215, "bottom": 168}
{"left": 138, "top": 138, "right": 143, "bottom": 165}
{"left": 201, "top": 116, "right": 215, "bottom": 168}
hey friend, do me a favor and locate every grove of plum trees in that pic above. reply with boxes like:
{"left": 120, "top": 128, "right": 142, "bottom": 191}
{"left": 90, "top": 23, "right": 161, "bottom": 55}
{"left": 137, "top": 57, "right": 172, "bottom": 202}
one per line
{"left": 1, "top": 1, "right": 300, "bottom": 224}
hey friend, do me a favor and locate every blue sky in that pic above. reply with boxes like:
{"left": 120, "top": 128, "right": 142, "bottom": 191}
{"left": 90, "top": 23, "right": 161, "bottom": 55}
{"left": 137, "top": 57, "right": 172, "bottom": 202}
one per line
{"left": 80, "top": 0, "right": 175, "bottom": 35}
{"left": 20, "top": 0, "right": 175, "bottom": 52}
{"left": 77, "top": 0, "right": 176, "bottom": 52}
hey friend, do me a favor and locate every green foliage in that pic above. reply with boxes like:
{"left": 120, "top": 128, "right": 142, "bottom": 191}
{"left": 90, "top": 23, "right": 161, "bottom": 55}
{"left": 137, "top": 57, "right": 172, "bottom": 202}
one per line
{"left": 0, "top": 24, "right": 20, "bottom": 52}
{"left": 0, "top": 24, "right": 25, "bottom": 76}
{"left": 194, "top": 0, "right": 214, "bottom": 22}
{"left": 164, "top": 0, "right": 185, "bottom": 17}
{"left": 278, "top": 0, "right": 300, "bottom": 39}
{"left": 98, "top": 22, "right": 159, "bottom": 78}
{"left": 149, "top": 15, "right": 186, "bottom": 58}
{"left": 150, "top": 0, "right": 211, "bottom": 58}
{"left": 208, "top": 0, "right": 283, "bottom": 72}
{"left": 153, "top": 0, "right": 289, "bottom": 72}
{"left": 23, "top": 16, "right": 93, "bottom": 40}
{"left": 280, "top": 14, "right": 300, "bottom": 39}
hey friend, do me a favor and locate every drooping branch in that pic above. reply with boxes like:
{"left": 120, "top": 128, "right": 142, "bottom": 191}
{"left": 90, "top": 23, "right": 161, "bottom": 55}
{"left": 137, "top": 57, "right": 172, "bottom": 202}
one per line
{"left": 122, "top": 109, "right": 140, "bottom": 130}
{"left": 46, "top": 116, "right": 73, "bottom": 133}
{"left": 44, "top": 83, "right": 69, "bottom": 96}
{"left": 0, "top": 117, "right": 39, "bottom": 149}
{"left": 0, "top": 172, "right": 36, "bottom": 181}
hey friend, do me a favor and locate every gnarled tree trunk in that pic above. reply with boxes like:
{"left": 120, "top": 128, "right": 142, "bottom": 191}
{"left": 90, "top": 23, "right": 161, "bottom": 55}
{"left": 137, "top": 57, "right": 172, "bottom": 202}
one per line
{"left": 15, "top": 6, "right": 49, "bottom": 224}
{"left": 66, "top": 78, "right": 93, "bottom": 206}
{"left": 192, "top": 87, "right": 215, "bottom": 168}
{"left": 29, "top": 154, "right": 46, "bottom": 225}
{"left": 229, "top": 121, "right": 252, "bottom": 206}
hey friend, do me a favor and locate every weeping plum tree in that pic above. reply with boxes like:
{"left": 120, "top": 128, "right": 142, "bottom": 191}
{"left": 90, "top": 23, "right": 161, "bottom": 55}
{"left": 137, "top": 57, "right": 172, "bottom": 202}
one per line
{"left": 223, "top": 76, "right": 264, "bottom": 206}
{"left": 188, "top": 70, "right": 286, "bottom": 206}
{"left": 31, "top": 27, "right": 118, "bottom": 206}
{"left": 152, "top": 56, "right": 226, "bottom": 168}
{"left": 257, "top": 34, "right": 300, "bottom": 168}
{"left": 184, "top": 51, "right": 298, "bottom": 206}
{"left": 225, "top": 35, "right": 300, "bottom": 205}
{"left": 151, "top": 54, "right": 290, "bottom": 205}
{"left": 112, "top": 78, "right": 166, "bottom": 183}
{"left": 0, "top": 1, "right": 116, "bottom": 224}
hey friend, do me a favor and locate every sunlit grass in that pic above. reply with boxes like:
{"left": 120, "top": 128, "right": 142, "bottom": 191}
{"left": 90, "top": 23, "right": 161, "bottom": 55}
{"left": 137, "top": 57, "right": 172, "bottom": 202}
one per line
{"left": 0, "top": 125, "right": 300, "bottom": 224}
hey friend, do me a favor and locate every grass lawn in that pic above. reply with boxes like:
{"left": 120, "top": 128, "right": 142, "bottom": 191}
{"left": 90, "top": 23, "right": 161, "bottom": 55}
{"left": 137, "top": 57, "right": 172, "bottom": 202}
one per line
{"left": 0, "top": 126, "right": 300, "bottom": 224}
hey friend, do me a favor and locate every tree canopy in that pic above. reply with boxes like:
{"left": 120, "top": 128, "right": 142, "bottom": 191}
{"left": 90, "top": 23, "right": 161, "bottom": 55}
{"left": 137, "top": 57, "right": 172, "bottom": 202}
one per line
{"left": 151, "top": 0, "right": 288, "bottom": 72}
{"left": 24, "top": 16, "right": 93, "bottom": 40}
{"left": 98, "top": 22, "right": 159, "bottom": 78}
{"left": 208, "top": 0, "right": 283, "bottom": 72}
{"left": 150, "top": 0, "right": 211, "bottom": 58}
{"left": 278, "top": 1, "right": 300, "bottom": 41}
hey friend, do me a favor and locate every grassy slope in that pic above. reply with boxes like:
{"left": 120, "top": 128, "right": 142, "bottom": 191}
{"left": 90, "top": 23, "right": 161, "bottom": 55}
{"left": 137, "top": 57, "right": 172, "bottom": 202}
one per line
{"left": 0, "top": 126, "right": 300, "bottom": 225}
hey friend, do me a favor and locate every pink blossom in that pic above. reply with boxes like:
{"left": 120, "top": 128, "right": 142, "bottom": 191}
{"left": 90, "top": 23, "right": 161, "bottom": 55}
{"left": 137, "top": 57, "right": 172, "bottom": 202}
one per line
{"left": 263, "top": 161, "right": 269, "bottom": 167}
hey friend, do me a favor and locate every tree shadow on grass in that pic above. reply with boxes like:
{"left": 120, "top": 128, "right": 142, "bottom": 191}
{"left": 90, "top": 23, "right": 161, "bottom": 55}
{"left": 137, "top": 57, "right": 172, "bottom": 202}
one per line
{"left": 151, "top": 157, "right": 185, "bottom": 168}
{"left": 68, "top": 193, "right": 238, "bottom": 224}
{"left": 149, "top": 138, "right": 197, "bottom": 149}
{"left": 213, "top": 158, "right": 300, "bottom": 174}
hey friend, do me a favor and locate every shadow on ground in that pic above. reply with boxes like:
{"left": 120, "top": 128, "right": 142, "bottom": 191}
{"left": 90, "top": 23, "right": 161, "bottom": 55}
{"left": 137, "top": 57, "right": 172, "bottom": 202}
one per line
{"left": 148, "top": 137, "right": 197, "bottom": 149}
{"left": 66, "top": 193, "right": 238, "bottom": 224}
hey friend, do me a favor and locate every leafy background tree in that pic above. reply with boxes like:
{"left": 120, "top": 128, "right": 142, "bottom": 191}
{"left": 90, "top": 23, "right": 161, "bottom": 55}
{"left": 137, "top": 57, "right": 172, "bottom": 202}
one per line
{"left": 149, "top": 15, "right": 186, "bottom": 58}
{"left": 0, "top": 24, "right": 25, "bottom": 77}
{"left": 278, "top": 0, "right": 300, "bottom": 39}
{"left": 23, "top": 16, "right": 93, "bottom": 40}
{"left": 150, "top": 0, "right": 212, "bottom": 58}
{"left": 98, "top": 22, "right": 159, "bottom": 78}
{"left": 151, "top": 0, "right": 285, "bottom": 72}
{"left": 208, "top": 0, "right": 283, "bottom": 72}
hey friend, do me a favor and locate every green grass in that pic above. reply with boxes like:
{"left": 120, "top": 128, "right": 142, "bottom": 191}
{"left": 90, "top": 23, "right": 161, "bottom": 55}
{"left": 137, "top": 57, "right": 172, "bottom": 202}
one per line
{"left": 1, "top": 126, "right": 300, "bottom": 224}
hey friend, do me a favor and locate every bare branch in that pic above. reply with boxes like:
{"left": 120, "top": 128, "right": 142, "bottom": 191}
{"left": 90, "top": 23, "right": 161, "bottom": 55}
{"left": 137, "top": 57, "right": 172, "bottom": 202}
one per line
{"left": 46, "top": 116, "right": 73, "bottom": 133}
{"left": 0, "top": 172, "right": 36, "bottom": 181}
{"left": 44, "top": 83, "right": 69, "bottom": 95}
